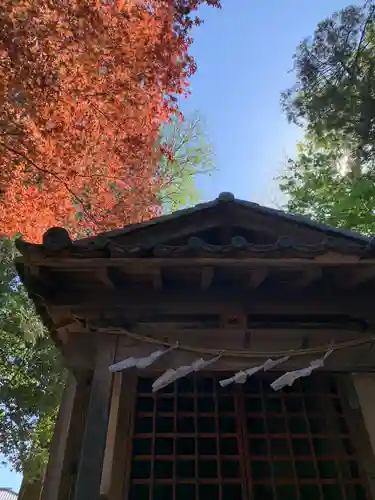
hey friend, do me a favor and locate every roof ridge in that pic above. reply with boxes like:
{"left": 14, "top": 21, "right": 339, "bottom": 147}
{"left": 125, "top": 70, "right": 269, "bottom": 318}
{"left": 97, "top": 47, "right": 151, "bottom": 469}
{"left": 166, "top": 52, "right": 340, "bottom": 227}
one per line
{"left": 16, "top": 192, "right": 372, "bottom": 248}
{"left": 76, "top": 193, "right": 370, "bottom": 245}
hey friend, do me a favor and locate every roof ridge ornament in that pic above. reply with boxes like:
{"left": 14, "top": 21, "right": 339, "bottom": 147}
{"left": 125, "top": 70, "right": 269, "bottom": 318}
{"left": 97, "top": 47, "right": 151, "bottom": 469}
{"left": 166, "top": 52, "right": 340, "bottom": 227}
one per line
{"left": 217, "top": 192, "right": 235, "bottom": 203}
{"left": 43, "top": 227, "right": 72, "bottom": 252}
{"left": 276, "top": 236, "right": 295, "bottom": 248}
{"left": 231, "top": 235, "right": 248, "bottom": 248}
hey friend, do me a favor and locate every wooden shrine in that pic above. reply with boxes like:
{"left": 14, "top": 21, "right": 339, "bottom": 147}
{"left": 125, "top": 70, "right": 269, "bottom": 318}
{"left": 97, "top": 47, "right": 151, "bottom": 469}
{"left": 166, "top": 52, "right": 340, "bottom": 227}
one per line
{"left": 16, "top": 193, "right": 375, "bottom": 500}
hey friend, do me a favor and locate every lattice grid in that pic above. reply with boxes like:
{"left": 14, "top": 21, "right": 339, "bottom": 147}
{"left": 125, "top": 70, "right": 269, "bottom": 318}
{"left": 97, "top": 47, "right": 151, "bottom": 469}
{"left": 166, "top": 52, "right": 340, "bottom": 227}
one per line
{"left": 128, "top": 373, "right": 369, "bottom": 500}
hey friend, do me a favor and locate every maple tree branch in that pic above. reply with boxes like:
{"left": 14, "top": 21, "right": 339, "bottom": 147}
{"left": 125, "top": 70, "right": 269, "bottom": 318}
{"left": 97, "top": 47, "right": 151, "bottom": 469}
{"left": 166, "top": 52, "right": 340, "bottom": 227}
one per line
{"left": 87, "top": 99, "right": 114, "bottom": 122}
{"left": 1, "top": 132, "right": 128, "bottom": 184}
{"left": 0, "top": 131, "right": 23, "bottom": 137}
{"left": 0, "top": 141, "right": 101, "bottom": 229}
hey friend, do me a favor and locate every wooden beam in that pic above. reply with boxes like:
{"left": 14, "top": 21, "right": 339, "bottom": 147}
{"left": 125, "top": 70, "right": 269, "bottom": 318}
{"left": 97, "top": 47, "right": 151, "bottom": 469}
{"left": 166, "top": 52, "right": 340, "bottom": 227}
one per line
{"left": 49, "top": 289, "right": 375, "bottom": 317}
{"left": 247, "top": 268, "right": 268, "bottom": 289}
{"left": 220, "top": 313, "right": 247, "bottom": 329}
{"left": 130, "top": 326, "right": 368, "bottom": 336}
{"left": 17, "top": 255, "right": 369, "bottom": 269}
{"left": 335, "top": 267, "right": 375, "bottom": 289}
{"left": 41, "top": 372, "right": 77, "bottom": 500}
{"left": 288, "top": 268, "right": 322, "bottom": 290}
{"left": 73, "top": 335, "right": 117, "bottom": 500}
{"left": 201, "top": 267, "right": 214, "bottom": 290}
{"left": 55, "top": 318, "right": 80, "bottom": 331}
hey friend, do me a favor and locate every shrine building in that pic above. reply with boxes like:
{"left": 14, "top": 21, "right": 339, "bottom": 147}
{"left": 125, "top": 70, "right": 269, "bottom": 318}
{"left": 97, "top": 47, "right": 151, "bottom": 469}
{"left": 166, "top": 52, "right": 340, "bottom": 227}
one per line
{"left": 16, "top": 193, "right": 375, "bottom": 500}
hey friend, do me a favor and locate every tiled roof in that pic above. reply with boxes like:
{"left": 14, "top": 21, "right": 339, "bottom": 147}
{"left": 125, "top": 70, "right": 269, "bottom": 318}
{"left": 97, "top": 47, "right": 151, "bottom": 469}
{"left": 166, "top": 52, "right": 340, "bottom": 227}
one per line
{"left": 150, "top": 235, "right": 375, "bottom": 258}
{"left": 15, "top": 193, "right": 373, "bottom": 261}
{"left": 73, "top": 193, "right": 371, "bottom": 245}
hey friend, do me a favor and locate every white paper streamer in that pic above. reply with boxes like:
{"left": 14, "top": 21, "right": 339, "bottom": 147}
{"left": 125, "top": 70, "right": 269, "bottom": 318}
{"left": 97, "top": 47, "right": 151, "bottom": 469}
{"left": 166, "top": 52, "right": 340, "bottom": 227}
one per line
{"left": 108, "top": 343, "right": 178, "bottom": 373}
{"left": 270, "top": 349, "right": 333, "bottom": 391}
{"left": 219, "top": 356, "right": 290, "bottom": 388}
{"left": 152, "top": 354, "right": 222, "bottom": 392}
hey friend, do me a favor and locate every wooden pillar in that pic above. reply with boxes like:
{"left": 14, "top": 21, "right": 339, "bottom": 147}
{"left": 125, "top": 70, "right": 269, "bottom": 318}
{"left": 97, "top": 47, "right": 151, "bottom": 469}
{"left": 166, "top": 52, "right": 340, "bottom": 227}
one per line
{"left": 100, "top": 372, "right": 122, "bottom": 497}
{"left": 40, "top": 371, "right": 77, "bottom": 500}
{"left": 73, "top": 335, "right": 117, "bottom": 500}
{"left": 109, "top": 371, "right": 137, "bottom": 500}
{"left": 345, "top": 374, "right": 375, "bottom": 498}
{"left": 352, "top": 374, "right": 375, "bottom": 455}
{"left": 57, "top": 372, "right": 91, "bottom": 500}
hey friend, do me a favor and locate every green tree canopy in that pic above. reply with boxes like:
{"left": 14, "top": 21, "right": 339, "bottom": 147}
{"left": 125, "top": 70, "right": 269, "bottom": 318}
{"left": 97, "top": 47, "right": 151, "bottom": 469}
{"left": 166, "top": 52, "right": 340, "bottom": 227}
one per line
{"left": 157, "top": 113, "right": 215, "bottom": 212}
{"left": 279, "top": 1, "right": 375, "bottom": 235}
{"left": 281, "top": 2, "right": 375, "bottom": 171}
{"left": 278, "top": 139, "right": 375, "bottom": 234}
{"left": 0, "top": 237, "right": 64, "bottom": 479}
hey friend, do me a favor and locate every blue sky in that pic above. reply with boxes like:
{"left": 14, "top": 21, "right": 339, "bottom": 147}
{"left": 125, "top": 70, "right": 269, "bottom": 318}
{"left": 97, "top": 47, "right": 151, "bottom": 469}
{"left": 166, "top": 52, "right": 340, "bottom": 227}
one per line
{"left": 0, "top": 0, "right": 355, "bottom": 492}
{"left": 181, "top": 0, "right": 353, "bottom": 207}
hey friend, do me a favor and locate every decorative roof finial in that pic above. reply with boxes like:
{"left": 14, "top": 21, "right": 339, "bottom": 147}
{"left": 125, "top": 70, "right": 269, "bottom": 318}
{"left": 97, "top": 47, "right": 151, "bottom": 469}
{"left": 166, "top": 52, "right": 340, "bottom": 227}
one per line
{"left": 217, "top": 192, "right": 235, "bottom": 203}
{"left": 43, "top": 227, "right": 72, "bottom": 252}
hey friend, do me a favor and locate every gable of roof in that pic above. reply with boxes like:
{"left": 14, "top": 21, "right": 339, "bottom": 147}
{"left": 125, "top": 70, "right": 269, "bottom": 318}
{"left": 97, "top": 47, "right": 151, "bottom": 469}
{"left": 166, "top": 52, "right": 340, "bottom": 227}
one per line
{"left": 15, "top": 192, "right": 373, "bottom": 261}
{"left": 74, "top": 192, "right": 371, "bottom": 245}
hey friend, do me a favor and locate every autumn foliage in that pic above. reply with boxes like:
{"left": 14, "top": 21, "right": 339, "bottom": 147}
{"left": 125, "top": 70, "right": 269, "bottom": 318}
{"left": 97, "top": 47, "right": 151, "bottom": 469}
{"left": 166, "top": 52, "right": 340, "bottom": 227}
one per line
{"left": 0, "top": 0, "right": 220, "bottom": 242}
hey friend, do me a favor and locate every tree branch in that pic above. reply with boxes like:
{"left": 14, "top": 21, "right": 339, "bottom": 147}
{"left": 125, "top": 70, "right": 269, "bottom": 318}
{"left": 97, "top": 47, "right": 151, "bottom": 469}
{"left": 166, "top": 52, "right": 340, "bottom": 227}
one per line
{"left": 0, "top": 142, "right": 100, "bottom": 229}
{"left": 353, "top": 3, "right": 375, "bottom": 71}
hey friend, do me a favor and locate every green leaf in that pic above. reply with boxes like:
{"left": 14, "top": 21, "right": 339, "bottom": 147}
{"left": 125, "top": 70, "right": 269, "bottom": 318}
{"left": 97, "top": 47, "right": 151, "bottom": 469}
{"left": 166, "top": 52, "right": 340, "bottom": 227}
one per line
{"left": 156, "top": 112, "right": 216, "bottom": 213}
{"left": 0, "top": 237, "right": 65, "bottom": 479}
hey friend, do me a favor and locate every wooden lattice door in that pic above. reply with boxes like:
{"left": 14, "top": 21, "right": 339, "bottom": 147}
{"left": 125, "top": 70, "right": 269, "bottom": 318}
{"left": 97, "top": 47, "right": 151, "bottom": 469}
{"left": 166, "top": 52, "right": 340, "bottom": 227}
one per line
{"left": 127, "top": 373, "right": 370, "bottom": 500}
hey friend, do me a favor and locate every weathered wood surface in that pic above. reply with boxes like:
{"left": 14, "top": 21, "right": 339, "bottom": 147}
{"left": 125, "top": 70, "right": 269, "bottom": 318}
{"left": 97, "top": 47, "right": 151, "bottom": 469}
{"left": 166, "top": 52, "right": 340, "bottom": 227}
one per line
{"left": 100, "top": 372, "right": 122, "bottom": 497}
{"left": 73, "top": 335, "right": 117, "bottom": 500}
{"left": 41, "top": 372, "right": 76, "bottom": 500}
{"left": 341, "top": 376, "right": 375, "bottom": 499}
{"left": 109, "top": 371, "right": 137, "bottom": 500}
{"left": 16, "top": 255, "right": 375, "bottom": 268}
{"left": 57, "top": 374, "right": 91, "bottom": 500}
{"left": 48, "top": 289, "right": 375, "bottom": 317}
{"left": 61, "top": 333, "right": 95, "bottom": 370}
